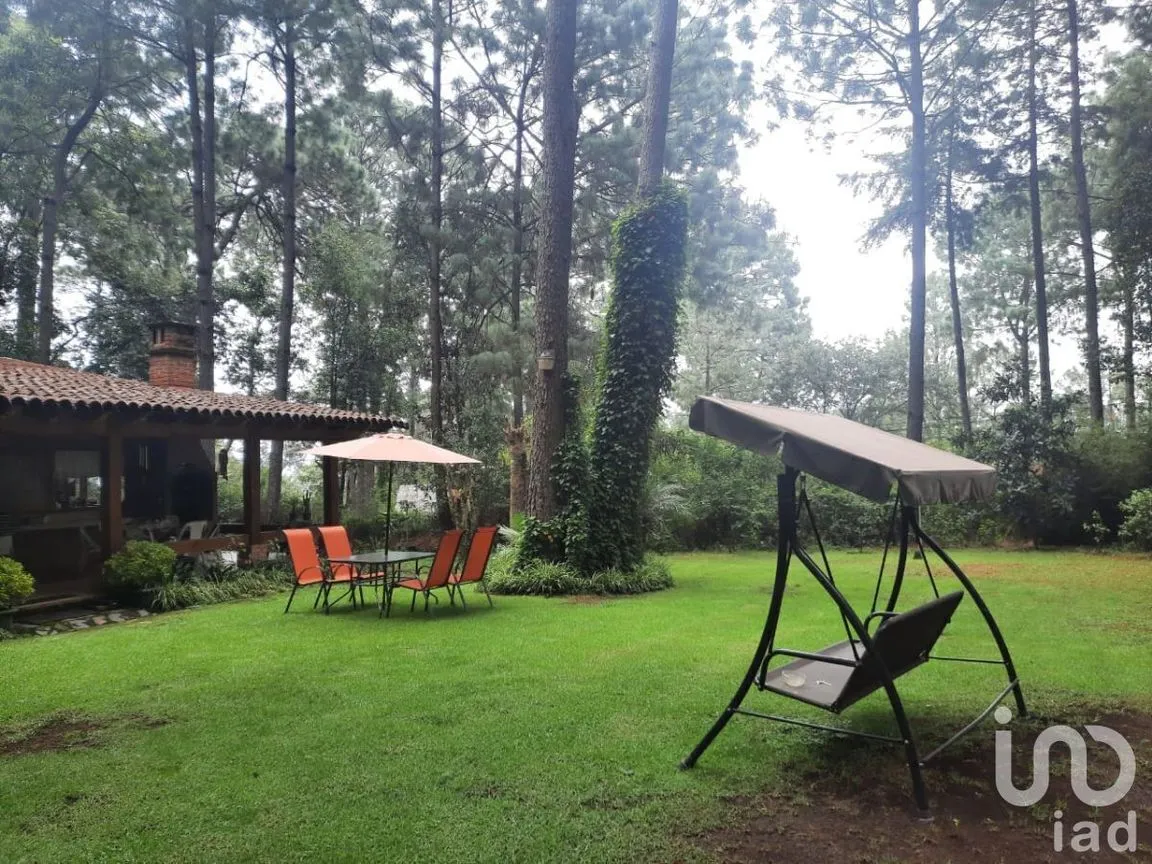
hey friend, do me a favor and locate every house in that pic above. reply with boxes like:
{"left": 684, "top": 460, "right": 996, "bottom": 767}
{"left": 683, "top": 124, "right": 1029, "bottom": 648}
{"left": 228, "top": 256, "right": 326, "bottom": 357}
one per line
{"left": 0, "top": 322, "right": 401, "bottom": 603}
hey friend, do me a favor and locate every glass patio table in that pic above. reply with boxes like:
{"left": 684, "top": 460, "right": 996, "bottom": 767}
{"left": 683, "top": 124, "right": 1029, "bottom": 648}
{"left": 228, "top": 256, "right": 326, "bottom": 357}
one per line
{"left": 326, "top": 550, "right": 435, "bottom": 615}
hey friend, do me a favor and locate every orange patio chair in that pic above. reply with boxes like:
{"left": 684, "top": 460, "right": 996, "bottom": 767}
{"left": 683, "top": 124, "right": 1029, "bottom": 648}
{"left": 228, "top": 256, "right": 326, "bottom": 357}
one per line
{"left": 448, "top": 526, "right": 498, "bottom": 608}
{"left": 318, "top": 525, "right": 372, "bottom": 610}
{"left": 388, "top": 529, "right": 463, "bottom": 616}
{"left": 283, "top": 528, "right": 330, "bottom": 613}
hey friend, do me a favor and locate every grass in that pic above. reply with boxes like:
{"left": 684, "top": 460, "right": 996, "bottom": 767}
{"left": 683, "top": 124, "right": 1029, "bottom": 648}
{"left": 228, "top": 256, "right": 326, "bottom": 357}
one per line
{"left": 1, "top": 548, "right": 1150, "bottom": 863}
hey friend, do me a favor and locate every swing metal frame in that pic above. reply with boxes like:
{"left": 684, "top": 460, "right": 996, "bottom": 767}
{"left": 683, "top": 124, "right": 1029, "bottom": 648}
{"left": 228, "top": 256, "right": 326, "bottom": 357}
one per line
{"left": 680, "top": 466, "right": 1027, "bottom": 818}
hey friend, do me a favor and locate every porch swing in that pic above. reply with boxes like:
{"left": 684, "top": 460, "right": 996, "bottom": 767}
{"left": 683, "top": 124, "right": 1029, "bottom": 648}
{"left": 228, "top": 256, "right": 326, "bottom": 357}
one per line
{"left": 679, "top": 397, "right": 1027, "bottom": 818}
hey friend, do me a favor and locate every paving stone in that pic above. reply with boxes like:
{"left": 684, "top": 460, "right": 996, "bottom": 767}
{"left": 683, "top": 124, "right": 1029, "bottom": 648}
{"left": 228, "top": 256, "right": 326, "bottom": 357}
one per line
{"left": 107, "top": 612, "right": 125, "bottom": 623}
{"left": 136, "top": 609, "right": 150, "bottom": 617}
{"left": 35, "top": 628, "right": 52, "bottom": 637}
{"left": 91, "top": 616, "right": 107, "bottom": 626}
{"left": 68, "top": 619, "right": 90, "bottom": 629}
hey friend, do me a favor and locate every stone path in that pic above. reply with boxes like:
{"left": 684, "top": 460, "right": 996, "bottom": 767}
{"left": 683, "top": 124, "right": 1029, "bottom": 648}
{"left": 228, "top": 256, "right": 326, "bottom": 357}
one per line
{"left": 8, "top": 606, "right": 152, "bottom": 637}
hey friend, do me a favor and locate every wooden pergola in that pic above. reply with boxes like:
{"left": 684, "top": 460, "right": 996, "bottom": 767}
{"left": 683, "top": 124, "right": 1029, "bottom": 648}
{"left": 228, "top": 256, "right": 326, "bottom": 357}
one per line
{"left": 0, "top": 355, "right": 401, "bottom": 591}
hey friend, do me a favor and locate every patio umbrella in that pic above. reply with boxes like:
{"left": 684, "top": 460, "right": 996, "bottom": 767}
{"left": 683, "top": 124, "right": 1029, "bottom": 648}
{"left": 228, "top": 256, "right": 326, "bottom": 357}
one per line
{"left": 305, "top": 433, "right": 480, "bottom": 552}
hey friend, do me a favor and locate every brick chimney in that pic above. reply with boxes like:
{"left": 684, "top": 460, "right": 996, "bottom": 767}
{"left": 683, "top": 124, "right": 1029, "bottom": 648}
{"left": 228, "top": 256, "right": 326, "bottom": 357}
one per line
{"left": 149, "top": 322, "right": 197, "bottom": 388}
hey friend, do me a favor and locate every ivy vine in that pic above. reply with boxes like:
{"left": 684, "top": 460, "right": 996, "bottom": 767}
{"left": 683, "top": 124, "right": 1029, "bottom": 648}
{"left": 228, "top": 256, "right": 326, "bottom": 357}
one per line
{"left": 572, "top": 184, "right": 690, "bottom": 574}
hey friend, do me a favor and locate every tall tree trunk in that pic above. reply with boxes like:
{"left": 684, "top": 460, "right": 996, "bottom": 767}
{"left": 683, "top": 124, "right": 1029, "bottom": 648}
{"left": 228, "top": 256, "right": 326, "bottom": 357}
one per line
{"left": 14, "top": 203, "right": 40, "bottom": 360}
{"left": 267, "top": 16, "right": 298, "bottom": 524}
{"left": 1067, "top": 0, "right": 1104, "bottom": 422}
{"left": 636, "top": 0, "right": 678, "bottom": 199}
{"left": 1027, "top": 0, "right": 1053, "bottom": 412}
{"left": 186, "top": 12, "right": 217, "bottom": 390}
{"left": 906, "top": 0, "right": 927, "bottom": 442}
{"left": 38, "top": 86, "right": 101, "bottom": 363}
{"left": 703, "top": 323, "right": 711, "bottom": 393}
{"left": 944, "top": 146, "right": 971, "bottom": 437}
{"left": 508, "top": 77, "right": 529, "bottom": 519}
{"left": 1122, "top": 274, "right": 1136, "bottom": 429}
{"left": 429, "top": 0, "right": 451, "bottom": 528}
{"left": 184, "top": 14, "right": 209, "bottom": 360}
{"left": 407, "top": 365, "right": 419, "bottom": 435}
{"left": 526, "top": 0, "right": 580, "bottom": 521}
{"left": 202, "top": 13, "right": 217, "bottom": 389}
{"left": 1019, "top": 281, "right": 1032, "bottom": 402}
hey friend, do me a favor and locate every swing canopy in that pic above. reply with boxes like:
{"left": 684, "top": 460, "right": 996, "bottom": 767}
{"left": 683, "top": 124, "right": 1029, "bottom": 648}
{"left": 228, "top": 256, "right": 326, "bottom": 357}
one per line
{"left": 689, "top": 396, "right": 996, "bottom": 506}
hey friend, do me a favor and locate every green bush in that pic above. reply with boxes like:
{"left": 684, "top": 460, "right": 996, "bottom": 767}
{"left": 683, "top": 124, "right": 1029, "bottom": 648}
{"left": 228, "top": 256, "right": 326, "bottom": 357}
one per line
{"left": 1119, "top": 488, "right": 1152, "bottom": 550}
{"left": 587, "top": 558, "right": 674, "bottom": 595}
{"left": 104, "top": 541, "right": 178, "bottom": 598}
{"left": 646, "top": 428, "right": 779, "bottom": 552}
{"left": 151, "top": 562, "right": 295, "bottom": 611}
{"left": 0, "top": 557, "right": 35, "bottom": 609}
{"left": 1068, "top": 426, "right": 1152, "bottom": 542}
{"left": 488, "top": 546, "right": 673, "bottom": 597}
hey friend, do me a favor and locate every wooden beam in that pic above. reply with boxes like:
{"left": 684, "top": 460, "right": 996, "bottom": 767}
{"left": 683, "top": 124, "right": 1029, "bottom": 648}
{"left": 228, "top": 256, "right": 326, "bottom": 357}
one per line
{"left": 167, "top": 537, "right": 243, "bottom": 555}
{"left": 101, "top": 421, "right": 124, "bottom": 557}
{"left": 322, "top": 455, "right": 340, "bottom": 526}
{"left": 243, "top": 435, "right": 261, "bottom": 549}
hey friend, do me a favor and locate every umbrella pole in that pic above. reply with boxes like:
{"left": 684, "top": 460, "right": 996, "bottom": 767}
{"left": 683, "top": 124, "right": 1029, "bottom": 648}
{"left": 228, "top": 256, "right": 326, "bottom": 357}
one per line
{"left": 385, "top": 463, "right": 394, "bottom": 554}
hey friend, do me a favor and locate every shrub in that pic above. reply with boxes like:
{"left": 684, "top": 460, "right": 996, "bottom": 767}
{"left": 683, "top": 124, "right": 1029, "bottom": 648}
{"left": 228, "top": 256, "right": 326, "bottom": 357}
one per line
{"left": 488, "top": 546, "right": 673, "bottom": 597}
{"left": 104, "top": 541, "right": 177, "bottom": 599}
{"left": 645, "top": 428, "right": 779, "bottom": 552}
{"left": 151, "top": 562, "right": 296, "bottom": 611}
{"left": 968, "top": 396, "right": 1078, "bottom": 544}
{"left": 1119, "top": 488, "right": 1152, "bottom": 551}
{"left": 1084, "top": 510, "right": 1110, "bottom": 550}
{"left": 0, "top": 557, "right": 35, "bottom": 609}
{"left": 588, "top": 558, "right": 674, "bottom": 595}
{"left": 919, "top": 502, "right": 1007, "bottom": 547}
{"left": 1068, "top": 426, "right": 1152, "bottom": 542}
{"left": 513, "top": 376, "right": 590, "bottom": 571}
{"left": 488, "top": 559, "right": 585, "bottom": 597}
{"left": 803, "top": 482, "right": 890, "bottom": 549}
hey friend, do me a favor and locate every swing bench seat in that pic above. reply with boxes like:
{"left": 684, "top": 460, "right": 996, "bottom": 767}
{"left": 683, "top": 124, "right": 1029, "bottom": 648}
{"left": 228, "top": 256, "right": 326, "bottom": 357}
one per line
{"left": 760, "top": 591, "right": 964, "bottom": 714}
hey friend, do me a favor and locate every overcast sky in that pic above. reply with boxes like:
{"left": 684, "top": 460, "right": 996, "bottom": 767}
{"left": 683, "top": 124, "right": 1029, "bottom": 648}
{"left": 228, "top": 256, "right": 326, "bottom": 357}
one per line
{"left": 738, "top": 114, "right": 911, "bottom": 343}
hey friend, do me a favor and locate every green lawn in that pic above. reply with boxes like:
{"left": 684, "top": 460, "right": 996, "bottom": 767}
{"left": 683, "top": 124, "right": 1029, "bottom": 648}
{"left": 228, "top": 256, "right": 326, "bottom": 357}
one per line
{"left": 2, "top": 549, "right": 1150, "bottom": 863}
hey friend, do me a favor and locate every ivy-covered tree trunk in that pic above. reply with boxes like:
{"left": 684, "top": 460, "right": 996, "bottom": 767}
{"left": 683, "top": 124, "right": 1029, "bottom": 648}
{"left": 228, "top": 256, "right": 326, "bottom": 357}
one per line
{"left": 574, "top": 188, "right": 688, "bottom": 574}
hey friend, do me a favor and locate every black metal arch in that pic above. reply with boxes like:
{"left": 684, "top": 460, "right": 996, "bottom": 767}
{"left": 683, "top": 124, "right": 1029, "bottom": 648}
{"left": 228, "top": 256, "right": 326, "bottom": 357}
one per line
{"left": 679, "top": 468, "right": 1027, "bottom": 818}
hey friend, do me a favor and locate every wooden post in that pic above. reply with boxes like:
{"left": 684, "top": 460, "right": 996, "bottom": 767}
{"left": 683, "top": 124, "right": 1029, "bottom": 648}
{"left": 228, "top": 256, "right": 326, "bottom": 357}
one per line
{"left": 243, "top": 435, "right": 261, "bottom": 548}
{"left": 101, "top": 421, "right": 124, "bottom": 558}
{"left": 322, "top": 454, "right": 340, "bottom": 526}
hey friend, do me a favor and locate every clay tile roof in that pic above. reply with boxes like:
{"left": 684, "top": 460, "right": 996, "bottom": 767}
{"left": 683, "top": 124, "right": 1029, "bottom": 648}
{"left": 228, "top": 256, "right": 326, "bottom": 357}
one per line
{"left": 0, "top": 357, "right": 401, "bottom": 432}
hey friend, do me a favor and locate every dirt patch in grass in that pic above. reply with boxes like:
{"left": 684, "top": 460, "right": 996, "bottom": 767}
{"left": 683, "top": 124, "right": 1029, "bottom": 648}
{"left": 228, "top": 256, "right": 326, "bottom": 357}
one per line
{"left": 566, "top": 595, "right": 608, "bottom": 605}
{"left": 695, "top": 707, "right": 1152, "bottom": 863}
{"left": 0, "top": 712, "right": 169, "bottom": 757}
